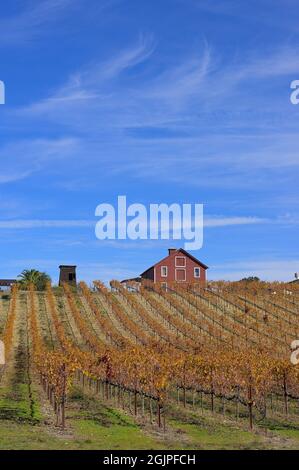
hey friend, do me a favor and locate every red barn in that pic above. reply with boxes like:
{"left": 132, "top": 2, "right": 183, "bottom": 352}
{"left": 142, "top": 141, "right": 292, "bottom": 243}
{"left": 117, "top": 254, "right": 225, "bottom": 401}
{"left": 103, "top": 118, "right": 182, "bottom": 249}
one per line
{"left": 140, "top": 248, "right": 208, "bottom": 287}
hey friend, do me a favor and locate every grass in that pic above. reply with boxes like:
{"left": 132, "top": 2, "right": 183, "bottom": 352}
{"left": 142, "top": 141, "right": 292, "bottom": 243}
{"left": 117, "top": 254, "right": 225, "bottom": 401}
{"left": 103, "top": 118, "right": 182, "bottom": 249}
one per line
{"left": 0, "top": 323, "right": 42, "bottom": 424}
{"left": 166, "top": 402, "right": 263, "bottom": 449}
{"left": 0, "top": 385, "right": 166, "bottom": 450}
{"left": 71, "top": 418, "right": 160, "bottom": 450}
{"left": 169, "top": 420, "right": 263, "bottom": 450}
{"left": 66, "top": 386, "right": 166, "bottom": 450}
{"left": 2, "top": 381, "right": 299, "bottom": 450}
{"left": 2, "top": 293, "right": 299, "bottom": 450}
{"left": 259, "top": 416, "right": 299, "bottom": 440}
{"left": 0, "top": 384, "right": 41, "bottom": 422}
{"left": 0, "top": 421, "right": 66, "bottom": 450}
{"left": 2, "top": 363, "right": 299, "bottom": 450}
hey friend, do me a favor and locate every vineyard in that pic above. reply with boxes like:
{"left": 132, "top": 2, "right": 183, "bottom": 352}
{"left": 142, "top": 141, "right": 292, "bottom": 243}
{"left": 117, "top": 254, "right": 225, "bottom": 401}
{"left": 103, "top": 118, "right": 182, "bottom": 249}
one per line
{"left": 0, "top": 280, "right": 299, "bottom": 449}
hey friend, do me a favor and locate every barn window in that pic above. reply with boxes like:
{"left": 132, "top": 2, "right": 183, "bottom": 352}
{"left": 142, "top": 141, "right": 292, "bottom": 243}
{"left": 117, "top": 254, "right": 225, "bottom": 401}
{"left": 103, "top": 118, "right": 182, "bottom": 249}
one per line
{"left": 175, "top": 256, "right": 186, "bottom": 267}
{"left": 161, "top": 266, "right": 168, "bottom": 277}
{"left": 194, "top": 267, "right": 200, "bottom": 278}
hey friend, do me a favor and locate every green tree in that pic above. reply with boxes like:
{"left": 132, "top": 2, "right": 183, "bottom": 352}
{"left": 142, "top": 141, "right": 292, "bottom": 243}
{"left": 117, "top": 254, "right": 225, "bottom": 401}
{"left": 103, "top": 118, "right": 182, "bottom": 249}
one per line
{"left": 240, "top": 276, "right": 261, "bottom": 282}
{"left": 17, "top": 269, "right": 51, "bottom": 291}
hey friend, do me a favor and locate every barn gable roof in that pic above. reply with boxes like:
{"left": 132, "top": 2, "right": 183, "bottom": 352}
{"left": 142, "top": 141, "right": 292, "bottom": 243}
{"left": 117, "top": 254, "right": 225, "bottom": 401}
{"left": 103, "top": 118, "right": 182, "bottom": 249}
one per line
{"left": 140, "top": 248, "right": 208, "bottom": 276}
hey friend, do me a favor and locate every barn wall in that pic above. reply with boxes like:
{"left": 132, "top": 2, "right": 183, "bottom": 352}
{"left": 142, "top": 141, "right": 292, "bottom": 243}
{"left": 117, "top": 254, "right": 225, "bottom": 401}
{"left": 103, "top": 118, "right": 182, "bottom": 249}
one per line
{"left": 154, "top": 251, "right": 206, "bottom": 284}
{"left": 141, "top": 267, "right": 154, "bottom": 281}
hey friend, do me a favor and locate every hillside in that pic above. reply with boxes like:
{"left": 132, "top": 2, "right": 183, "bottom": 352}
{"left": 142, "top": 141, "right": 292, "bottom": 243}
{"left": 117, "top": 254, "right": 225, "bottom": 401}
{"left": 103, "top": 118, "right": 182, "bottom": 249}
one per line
{"left": 0, "top": 281, "right": 299, "bottom": 450}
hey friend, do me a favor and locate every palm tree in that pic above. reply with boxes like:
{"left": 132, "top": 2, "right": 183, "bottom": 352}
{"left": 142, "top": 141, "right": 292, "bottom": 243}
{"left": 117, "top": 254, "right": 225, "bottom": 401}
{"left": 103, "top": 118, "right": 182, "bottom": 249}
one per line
{"left": 17, "top": 269, "right": 51, "bottom": 291}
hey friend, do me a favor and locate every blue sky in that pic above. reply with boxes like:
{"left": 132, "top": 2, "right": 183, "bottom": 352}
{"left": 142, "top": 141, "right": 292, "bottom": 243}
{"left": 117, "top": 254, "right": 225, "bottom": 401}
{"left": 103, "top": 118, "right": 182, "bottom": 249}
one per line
{"left": 0, "top": 0, "right": 298, "bottom": 284}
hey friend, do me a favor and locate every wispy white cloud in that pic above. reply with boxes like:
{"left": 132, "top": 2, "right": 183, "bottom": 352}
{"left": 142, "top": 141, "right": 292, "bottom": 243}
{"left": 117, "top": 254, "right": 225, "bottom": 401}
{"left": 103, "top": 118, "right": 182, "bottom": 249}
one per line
{"left": 78, "top": 262, "right": 138, "bottom": 284}
{"left": 0, "top": 219, "right": 93, "bottom": 229}
{"left": 0, "top": 0, "right": 123, "bottom": 46}
{"left": 142, "top": 42, "right": 211, "bottom": 102}
{"left": 0, "top": 0, "right": 78, "bottom": 44}
{"left": 3, "top": 258, "right": 137, "bottom": 284}
{"left": 20, "top": 34, "right": 156, "bottom": 117}
{"left": 17, "top": 37, "right": 299, "bottom": 132}
{"left": 0, "top": 215, "right": 279, "bottom": 230}
{"left": 186, "top": 0, "right": 299, "bottom": 33}
{"left": 5, "top": 256, "right": 298, "bottom": 284}
{"left": 5, "top": 34, "right": 299, "bottom": 195}
{"left": 204, "top": 216, "right": 268, "bottom": 227}
{"left": 211, "top": 259, "right": 299, "bottom": 282}
{"left": 0, "top": 137, "right": 79, "bottom": 184}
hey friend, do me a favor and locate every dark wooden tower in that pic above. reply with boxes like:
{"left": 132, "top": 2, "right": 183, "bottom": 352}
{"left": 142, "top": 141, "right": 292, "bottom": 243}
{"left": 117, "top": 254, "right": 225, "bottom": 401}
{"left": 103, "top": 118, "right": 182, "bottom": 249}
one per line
{"left": 59, "top": 265, "right": 77, "bottom": 286}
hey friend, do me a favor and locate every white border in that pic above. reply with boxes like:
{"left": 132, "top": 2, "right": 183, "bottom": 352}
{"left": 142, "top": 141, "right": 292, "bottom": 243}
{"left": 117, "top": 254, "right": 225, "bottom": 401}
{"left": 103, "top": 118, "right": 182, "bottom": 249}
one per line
{"left": 194, "top": 267, "right": 200, "bottom": 278}
{"left": 175, "top": 256, "right": 186, "bottom": 267}
{"left": 175, "top": 268, "right": 186, "bottom": 281}
{"left": 161, "top": 266, "right": 168, "bottom": 277}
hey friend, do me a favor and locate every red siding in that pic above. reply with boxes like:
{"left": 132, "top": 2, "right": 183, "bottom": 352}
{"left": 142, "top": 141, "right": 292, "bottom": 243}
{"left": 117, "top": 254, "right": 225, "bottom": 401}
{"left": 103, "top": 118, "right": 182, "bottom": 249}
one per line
{"left": 148, "top": 250, "right": 207, "bottom": 285}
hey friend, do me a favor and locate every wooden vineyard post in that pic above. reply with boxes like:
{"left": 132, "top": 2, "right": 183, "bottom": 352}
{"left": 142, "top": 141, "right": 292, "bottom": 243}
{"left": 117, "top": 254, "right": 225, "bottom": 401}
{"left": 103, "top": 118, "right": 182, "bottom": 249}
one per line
{"left": 61, "top": 363, "right": 67, "bottom": 429}
{"left": 129, "top": 391, "right": 132, "bottom": 412}
{"left": 235, "top": 387, "right": 240, "bottom": 421}
{"left": 117, "top": 386, "right": 121, "bottom": 406}
{"left": 248, "top": 383, "right": 253, "bottom": 430}
{"left": 122, "top": 388, "right": 125, "bottom": 410}
{"left": 55, "top": 401, "right": 59, "bottom": 427}
{"left": 149, "top": 398, "right": 153, "bottom": 423}
{"left": 105, "top": 380, "right": 109, "bottom": 400}
{"left": 157, "top": 402, "right": 162, "bottom": 428}
{"left": 283, "top": 373, "right": 289, "bottom": 417}
{"left": 222, "top": 396, "right": 225, "bottom": 416}
{"left": 270, "top": 393, "right": 273, "bottom": 416}
{"left": 134, "top": 390, "right": 138, "bottom": 416}
{"left": 211, "top": 389, "right": 214, "bottom": 413}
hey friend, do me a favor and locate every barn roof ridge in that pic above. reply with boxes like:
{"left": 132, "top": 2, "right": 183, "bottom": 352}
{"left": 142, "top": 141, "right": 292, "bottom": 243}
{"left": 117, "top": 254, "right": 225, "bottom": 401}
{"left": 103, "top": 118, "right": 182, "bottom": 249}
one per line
{"left": 140, "top": 248, "right": 208, "bottom": 276}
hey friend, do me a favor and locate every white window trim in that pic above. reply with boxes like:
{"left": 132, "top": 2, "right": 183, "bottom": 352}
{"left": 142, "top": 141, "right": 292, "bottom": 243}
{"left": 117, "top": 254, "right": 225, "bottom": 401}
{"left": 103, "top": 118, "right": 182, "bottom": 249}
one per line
{"left": 175, "top": 256, "right": 186, "bottom": 267}
{"left": 194, "top": 267, "right": 201, "bottom": 278}
{"left": 161, "top": 266, "right": 168, "bottom": 277}
{"left": 175, "top": 268, "right": 186, "bottom": 282}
